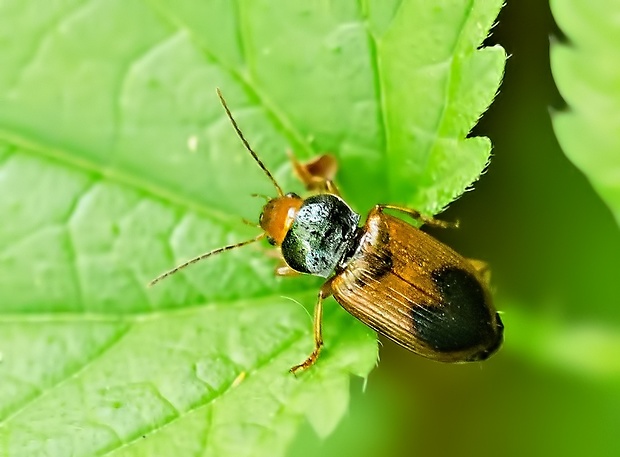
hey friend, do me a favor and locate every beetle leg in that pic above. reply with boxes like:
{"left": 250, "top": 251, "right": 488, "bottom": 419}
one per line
{"left": 275, "top": 263, "right": 300, "bottom": 277}
{"left": 287, "top": 150, "right": 341, "bottom": 196}
{"left": 323, "top": 179, "right": 341, "bottom": 196}
{"left": 375, "top": 204, "right": 459, "bottom": 229}
{"left": 266, "top": 249, "right": 301, "bottom": 277}
{"left": 290, "top": 280, "right": 332, "bottom": 374}
{"left": 467, "top": 258, "right": 491, "bottom": 285}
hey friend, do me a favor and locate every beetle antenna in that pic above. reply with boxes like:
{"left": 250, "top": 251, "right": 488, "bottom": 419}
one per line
{"left": 216, "top": 88, "right": 284, "bottom": 197}
{"left": 148, "top": 232, "right": 266, "bottom": 286}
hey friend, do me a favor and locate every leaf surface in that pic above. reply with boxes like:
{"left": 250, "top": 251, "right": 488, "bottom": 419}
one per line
{"left": 0, "top": 1, "right": 504, "bottom": 455}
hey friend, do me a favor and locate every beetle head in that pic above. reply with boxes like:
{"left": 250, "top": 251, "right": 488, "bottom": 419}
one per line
{"left": 259, "top": 193, "right": 303, "bottom": 246}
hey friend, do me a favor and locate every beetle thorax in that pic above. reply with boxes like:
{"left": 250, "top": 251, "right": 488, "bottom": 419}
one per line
{"left": 281, "top": 194, "right": 362, "bottom": 278}
{"left": 259, "top": 194, "right": 304, "bottom": 245}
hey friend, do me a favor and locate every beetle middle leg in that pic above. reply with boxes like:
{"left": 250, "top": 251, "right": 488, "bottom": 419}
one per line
{"left": 287, "top": 150, "right": 341, "bottom": 196}
{"left": 290, "top": 280, "right": 332, "bottom": 374}
{"left": 375, "top": 204, "right": 459, "bottom": 229}
{"left": 265, "top": 249, "right": 301, "bottom": 277}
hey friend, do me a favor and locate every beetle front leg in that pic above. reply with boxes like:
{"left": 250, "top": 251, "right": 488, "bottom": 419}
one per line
{"left": 275, "top": 263, "right": 300, "bottom": 277}
{"left": 290, "top": 280, "right": 332, "bottom": 374}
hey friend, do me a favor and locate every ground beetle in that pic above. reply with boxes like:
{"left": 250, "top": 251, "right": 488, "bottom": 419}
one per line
{"left": 150, "top": 89, "right": 504, "bottom": 373}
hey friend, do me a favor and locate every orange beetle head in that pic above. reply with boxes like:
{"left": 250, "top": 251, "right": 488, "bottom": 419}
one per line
{"left": 259, "top": 193, "right": 303, "bottom": 246}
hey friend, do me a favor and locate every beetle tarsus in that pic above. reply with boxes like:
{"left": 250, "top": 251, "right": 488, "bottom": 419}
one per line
{"left": 290, "top": 345, "right": 322, "bottom": 375}
{"left": 290, "top": 285, "right": 330, "bottom": 374}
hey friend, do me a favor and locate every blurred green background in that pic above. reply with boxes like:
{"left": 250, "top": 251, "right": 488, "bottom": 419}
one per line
{"left": 1, "top": 0, "right": 619, "bottom": 456}
{"left": 289, "top": 1, "right": 620, "bottom": 456}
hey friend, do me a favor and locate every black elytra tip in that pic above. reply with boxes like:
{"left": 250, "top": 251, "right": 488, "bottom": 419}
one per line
{"left": 414, "top": 267, "right": 497, "bottom": 353}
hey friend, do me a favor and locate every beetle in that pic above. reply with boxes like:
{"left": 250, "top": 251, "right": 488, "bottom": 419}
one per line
{"left": 150, "top": 89, "right": 504, "bottom": 373}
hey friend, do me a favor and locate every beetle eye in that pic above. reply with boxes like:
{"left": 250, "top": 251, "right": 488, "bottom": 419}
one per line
{"left": 285, "top": 192, "right": 299, "bottom": 199}
{"left": 267, "top": 236, "right": 276, "bottom": 246}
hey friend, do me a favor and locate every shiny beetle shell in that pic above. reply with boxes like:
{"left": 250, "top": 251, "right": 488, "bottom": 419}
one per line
{"left": 329, "top": 207, "right": 503, "bottom": 362}
{"left": 281, "top": 194, "right": 361, "bottom": 278}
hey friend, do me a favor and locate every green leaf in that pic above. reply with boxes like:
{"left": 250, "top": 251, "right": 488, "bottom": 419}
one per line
{"left": 550, "top": 0, "right": 620, "bottom": 226}
{"left": 0, "top": 1, "right": 505, "bottom": 456}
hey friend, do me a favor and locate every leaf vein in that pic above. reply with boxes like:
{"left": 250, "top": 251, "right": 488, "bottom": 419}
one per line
{"left": 0, "top": 322, "right": 132, "bottom": 426}
{"left": 141, "top": 0, "right": 316, "bottom": 159}
{"left": 0, "top": 289, "right": 318, "bottom": 320}
{"left": 5, "top": 0, "right": 91, "bottom": 94}
{"left": 110, "top": 30, "right": 189, "bottom": 156}
{"left": 419, "top": 0, "right": 475, "bottom": 175}
{"left": 97, "top": 325, "right": 309, "bottom": 456}
{"left": 358, "top": 0, "right": 390, "bottom": 192}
